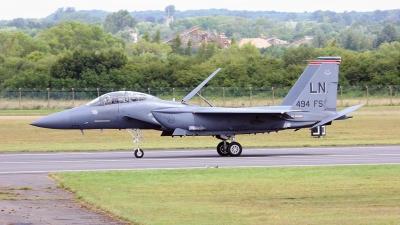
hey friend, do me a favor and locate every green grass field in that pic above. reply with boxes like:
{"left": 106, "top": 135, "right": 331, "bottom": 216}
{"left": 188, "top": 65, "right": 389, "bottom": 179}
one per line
{"left": 0, "top": 109, "right": 62, "bottom": 116}
{"left": 52, "top": 165, "right": 400, "bottom": 225}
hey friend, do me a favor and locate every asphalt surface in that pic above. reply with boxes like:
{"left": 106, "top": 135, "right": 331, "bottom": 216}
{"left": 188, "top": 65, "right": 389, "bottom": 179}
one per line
{"left": 2, "top": 146, "right": 400, "bottom": 174}
{"left": 1, "top": 146, "right": 400, "bottom": 224}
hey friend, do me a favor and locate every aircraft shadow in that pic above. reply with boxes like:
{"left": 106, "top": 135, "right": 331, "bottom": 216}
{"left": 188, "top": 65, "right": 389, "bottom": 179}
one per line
{"left": 144, "top": 153, "right": 325, "bottom": 159}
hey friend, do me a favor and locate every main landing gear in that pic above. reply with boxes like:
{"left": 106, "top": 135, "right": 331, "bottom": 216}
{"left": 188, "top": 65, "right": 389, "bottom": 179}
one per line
{"left": 127, "top": 129, "right": 145, "bottom": 158}
{"left": 216, "top": 135, "right": 242, "bottom": 157}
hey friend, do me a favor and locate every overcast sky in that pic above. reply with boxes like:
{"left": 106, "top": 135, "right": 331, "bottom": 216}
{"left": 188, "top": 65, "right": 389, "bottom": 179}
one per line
{"left": 1, "top": 0, "right": 399, "bottom": 20}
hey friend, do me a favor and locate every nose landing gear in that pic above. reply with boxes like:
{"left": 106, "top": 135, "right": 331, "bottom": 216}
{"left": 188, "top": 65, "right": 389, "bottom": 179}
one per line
{"left": 127, "top": 129, "right": 145, "bottom": 158}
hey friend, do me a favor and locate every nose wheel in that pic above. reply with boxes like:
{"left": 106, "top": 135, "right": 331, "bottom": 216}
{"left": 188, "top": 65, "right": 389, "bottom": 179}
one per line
{"left": 134, "top": 149, "right": 144, "bottom": 158}
{"left": 127, "top": 129, "right": 145, "bottom": 158}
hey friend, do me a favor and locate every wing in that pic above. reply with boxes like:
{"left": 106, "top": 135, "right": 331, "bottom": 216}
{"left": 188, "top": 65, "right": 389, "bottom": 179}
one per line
{"left": 153, "top": 106, "right": 300, "bottom": 114}
{"left": 192, "top": 107, "right": 300, "bottom": 114}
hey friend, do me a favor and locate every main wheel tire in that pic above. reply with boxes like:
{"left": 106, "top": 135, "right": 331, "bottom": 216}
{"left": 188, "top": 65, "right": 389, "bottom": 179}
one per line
{"left": 227, "top": 142, "right": 242, "bottom": 157}
{"left": 134, "top": 149, "right": 144, "bottom": 158}
{"left": 217, "top": 142, "right": 229, "bottom": 156}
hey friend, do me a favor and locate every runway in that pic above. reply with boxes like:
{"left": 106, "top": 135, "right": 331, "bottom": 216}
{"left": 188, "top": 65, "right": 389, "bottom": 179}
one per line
{"left": 2, "top": 145, "right": 400, "bottom": 174}
{"left": 1, "top": 145, "right": 400, "bottom": 224}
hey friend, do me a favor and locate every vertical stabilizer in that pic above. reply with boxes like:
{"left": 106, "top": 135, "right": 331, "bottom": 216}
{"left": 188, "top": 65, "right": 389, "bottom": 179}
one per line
{"left": 284, "top": 57, "right": 341, "bottom": 112}
{"left": 281, "top": 60, "right": 322, "bottom": 106}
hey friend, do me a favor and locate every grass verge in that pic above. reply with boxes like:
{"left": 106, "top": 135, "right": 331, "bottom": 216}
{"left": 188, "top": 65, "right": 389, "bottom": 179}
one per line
{"left": 0, "top": 109, "right": 62, "bottom": 116}
{"left": 1, "top": 112, "right": 400, "bottom": 152}
{"left": 51, "top": 165, "right": 400, "bottom": 225}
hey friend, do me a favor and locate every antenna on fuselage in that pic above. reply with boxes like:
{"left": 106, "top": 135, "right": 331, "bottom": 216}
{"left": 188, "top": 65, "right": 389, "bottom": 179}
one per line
{"left": 181, "top": 68, "right": 221, "bottom": 105}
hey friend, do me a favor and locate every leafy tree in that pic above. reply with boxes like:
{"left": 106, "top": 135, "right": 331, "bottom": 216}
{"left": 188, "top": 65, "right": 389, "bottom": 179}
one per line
{"left": 342, "top": 52, "right": 375, "bottom": 85}
{"left": 230, "top": 37, "right": 236, "bottom": 45}
{"left": 341, "top": 12, "right": 353, "bottom": 26}
{"left": 260, "top": 46, "right": 287, "bottom": 58}
{"left": 47, "top": 7, "right": 102, "bottom": 25}
{"left": 2, "top": 70, "right": 51, "bottom": 88}
{"left": 65, "top": 7, "right": 76, "bottom": 13}
{"left": 126, "top": 40, "right": 171, "bottom": 56}
{"left": 152, "top": 29, "right": 161, "bottom": 44}
{"left": 50, "top": 47, "right": 127, "bottom": 87}
{"left": 103, "top": 10, "right": 137, "bottom": 34}
{"left": 282, "top": 46, "right": 317, "bottom": 67}
{"left": 254, "top": 18, "right": 273, "bottom": 30}
{"left": 0, "top": 32, "right": 49, "bottom": 57}
{"left": 7, "top": 18, "right": 25, "bottom": 28}
{"left": 185, "top": 39, "right": 192, "bottom": 56}
{"left": 375, "top": 24, "right": 398, "bottom": 47}
{"left": 26, "top": 18, "right": 43, "bottom": 29}
{"left": 295, "top": 22, "right": 305, "bottom": 33}
{"left": 285, "top": 13, "right": 298, "bottom": 21}
{"left": 1, "top": 53, "right": 57, "bottom": 88}
{"left": 373, "top": 10, "right": 389, "bottom": 22}
{"left": 141, "top": 32, "right": 150, "bottom": 42}
{"left": 116, "top": 29, "right": 137, "bottom": 43}
{"left": 136, "top": 22, "right": 173, "bottom": 40}
{"left": 26, "top": 51, "right": 45, "bottom": 61}
{"left": 196, "top": 42, "right": 218, "bottom": 63}
{"left": 37, "top": 21, "right": 125, "bottom": 54}
{"left": 283, "top": 64, "right": 306, "bottom": 86}
{"left": 317, "top": 12, "right": 326, "bottom": 23}
{"left": 170, "top": 34, "right": 183, "bottom": 55}
{"left": 325, "top": 38, "right": 338, "bottom": 48}
{"left": 340, "top": 28, "right": 361, "bottom": 51}
{"left": 312, "top": 29, "right": 327, "bottom": 48}
{"left": 165, "top": 5, "right": 175, "bottom": 16}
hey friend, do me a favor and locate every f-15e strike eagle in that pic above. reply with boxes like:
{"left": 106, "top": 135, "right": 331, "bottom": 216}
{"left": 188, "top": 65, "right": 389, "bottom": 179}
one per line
{"left": 31, "top": 56, "right": 363, "bottom": 158}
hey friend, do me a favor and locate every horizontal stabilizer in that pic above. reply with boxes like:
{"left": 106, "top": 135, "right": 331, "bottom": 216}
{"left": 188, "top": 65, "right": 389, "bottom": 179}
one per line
{"left": 310, "top": 104, "right": 364, "bottom": 129}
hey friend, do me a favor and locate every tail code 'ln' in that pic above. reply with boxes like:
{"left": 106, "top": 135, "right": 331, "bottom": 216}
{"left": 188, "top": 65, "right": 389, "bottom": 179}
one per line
{"left": 281, "top": 57, "right": 341, "bottom": 112}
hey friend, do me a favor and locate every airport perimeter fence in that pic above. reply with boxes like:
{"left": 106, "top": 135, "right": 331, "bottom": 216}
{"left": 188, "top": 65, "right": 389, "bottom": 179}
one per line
{"left": 1, "top": 85, "right": 400, "bottom": 110}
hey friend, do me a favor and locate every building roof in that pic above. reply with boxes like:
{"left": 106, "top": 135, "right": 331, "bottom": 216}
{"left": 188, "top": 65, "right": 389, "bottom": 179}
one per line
{"left": 238, "top": 38, "right": 272, "bottom": 48}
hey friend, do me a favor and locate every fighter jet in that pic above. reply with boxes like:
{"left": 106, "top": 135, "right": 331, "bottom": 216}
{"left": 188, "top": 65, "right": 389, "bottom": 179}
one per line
{"left": 31, "top": 56, "right": 363, "bottom": 158}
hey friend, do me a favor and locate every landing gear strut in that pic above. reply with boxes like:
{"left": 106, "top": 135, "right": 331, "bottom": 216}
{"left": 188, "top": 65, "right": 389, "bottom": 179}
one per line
{"left": 216, "top": 135, "right": 243, "bottom": 157}
{"left": 127, "top": 129, "right": 145, "bottom": 158}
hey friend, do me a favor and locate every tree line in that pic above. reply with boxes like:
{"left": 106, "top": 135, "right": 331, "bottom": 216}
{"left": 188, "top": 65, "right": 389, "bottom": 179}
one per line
{"left": 0, "top": 19, "right": 400, "bottom": 90}
{"left": 2, "top": 7, "right": 400, "bottom": 47}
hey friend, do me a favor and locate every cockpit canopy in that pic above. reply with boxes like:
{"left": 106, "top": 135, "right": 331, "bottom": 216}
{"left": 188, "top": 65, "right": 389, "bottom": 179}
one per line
{"left": 86, "top": 91, "right": 159, "bottom": 106}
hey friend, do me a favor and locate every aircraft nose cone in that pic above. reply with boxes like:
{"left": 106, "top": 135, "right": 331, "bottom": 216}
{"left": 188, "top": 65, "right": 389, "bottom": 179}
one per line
{"left": 30, "top": 111, "right": 71, "bottom": 129}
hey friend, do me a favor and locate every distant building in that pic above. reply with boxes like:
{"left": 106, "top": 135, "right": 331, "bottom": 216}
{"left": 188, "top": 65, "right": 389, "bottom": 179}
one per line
{"left": 238, "top": 34, "right": 313, "bottom": 48}
{"left": 238, "top": 35, "right": 272, "bottom": 48}
{"left": 290, "top": 36, "right": 313, "bottom": 47}
{"left": 162, "top": 26, "right": 231, "bottom": 49}
{"left": 265, "top": 35, "right": 290, "bottom": 46}
{"left": 214, "top": 32, "right": 230, "bottom": 48}
{"left": 164, "top": 15, "right": 174, "bottom": 27}
{"left": 162, "top": 29, "right": 313, "bottom": 49}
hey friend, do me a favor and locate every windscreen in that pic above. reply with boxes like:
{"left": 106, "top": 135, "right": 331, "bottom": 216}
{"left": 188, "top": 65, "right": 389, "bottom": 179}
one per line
{"left": 86, "top": 91, "right": 158, "bottom": 106}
